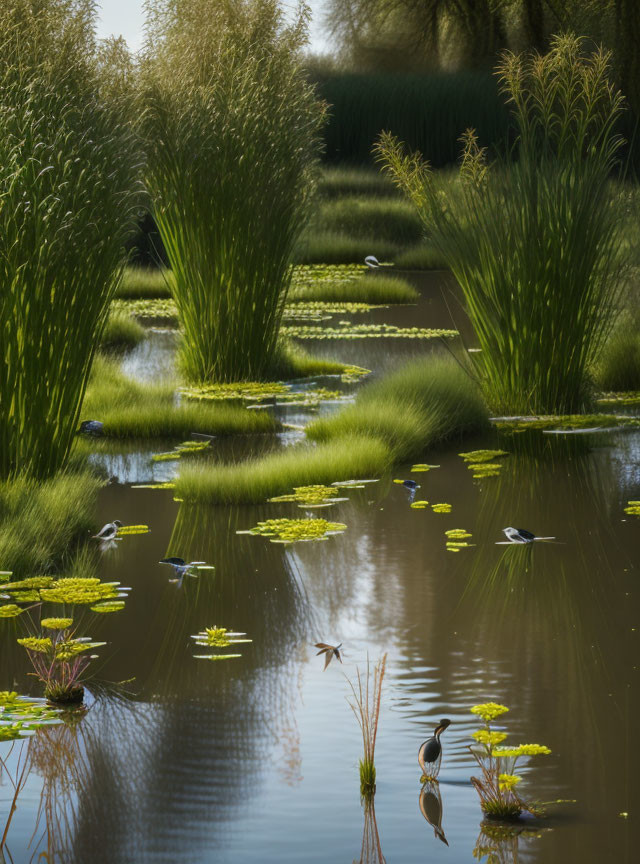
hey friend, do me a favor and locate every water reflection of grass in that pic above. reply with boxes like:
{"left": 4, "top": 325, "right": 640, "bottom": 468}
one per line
{"left": 459, "top": 439, "right": 629, "bottom": 793}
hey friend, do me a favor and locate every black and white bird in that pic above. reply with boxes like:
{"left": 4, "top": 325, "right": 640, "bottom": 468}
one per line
{"left": 92, "top": 520, "right": 122, "bottom": 540}
{"left": 159, "top": 557, "right": 206, "bottom": 583}
{"left": 364, "top": 255, "right": 380, "bottom": 269}
{"left": 501, "top": 527, "right": 555, "bottom": 544}
{"left": 418, "top": 718, "right": 451, "bottom": 781}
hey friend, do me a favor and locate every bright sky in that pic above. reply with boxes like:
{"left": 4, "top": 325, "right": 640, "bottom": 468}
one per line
{"left": 95, "top": 0, "right": 331, "bottom": 54}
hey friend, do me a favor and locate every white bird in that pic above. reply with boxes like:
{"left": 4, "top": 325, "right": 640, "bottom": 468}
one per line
{"left": 500, "top": 527, "right": 555, "bottom": 544}
{"left": 92, "top": 520, "right": 122, "bottom": 540}
{"left": 364, "top": 255, "right": 380, "bottom": 269}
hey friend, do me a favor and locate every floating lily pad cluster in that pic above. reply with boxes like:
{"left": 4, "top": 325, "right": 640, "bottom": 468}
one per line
{"left": 153, "top": 440, "right": 211, "bottom": 462}
{"left": 191, "top": 625, "right": 252, "bottom": 661}
{"left": 459, "top": 449, "right": 509, "bottom": 479}
{"left": 281, "top": 323, "right": 458, "bottom": 341}
{"left": 408, "top": 500, "right": 452, "bottom": 513}
{"left": 238, "top": 518, "right": 347, "bottom": 543}
{"left": 445, "top": 528, "right": 475, "bottom": 552}
{"left": 268, "top": 485, "right": 346, "bottom": 508}
{"left": 493, "top": 414, "right": 640, "bottom": 433}
{"left": 0, "top": 691, "right": 61, "bottom": 741}
{"left": 284, "top": 301, "right": 379, "bottom": 321}
{"left": 624, "top": 501, "right": 640, "bottom": 516}
{"left": 596, "top": 392, "right": 640, "bottom": 407}
{"left": 180, "top": 381, "right": 344, "bottom": 407}
{"left": 0, "top": 575, "right": 130, "bottom": 617}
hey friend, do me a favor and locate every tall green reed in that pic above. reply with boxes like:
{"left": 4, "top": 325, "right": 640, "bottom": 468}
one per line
{"left": 346, "top": 653, "right": 387, "bottom": 797}
{"left": 0, "top": 0, "right": 143, "bottom": 479}
{"left": 140, "top": 0, "right": 325, "bottom": 382}
{"left": 376, "top": 35, "right": 627, "bottom": 415}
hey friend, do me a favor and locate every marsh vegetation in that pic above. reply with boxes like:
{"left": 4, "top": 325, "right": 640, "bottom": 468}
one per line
{"left": 1, "top": 2, "right": 639, "bottom": 861}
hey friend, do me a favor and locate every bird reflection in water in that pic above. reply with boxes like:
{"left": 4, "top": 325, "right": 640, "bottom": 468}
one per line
{"left": 419, "top": 779, "right": 448, "bottom": 846}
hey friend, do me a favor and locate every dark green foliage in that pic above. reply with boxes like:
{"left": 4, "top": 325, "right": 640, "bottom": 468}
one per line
{"left": 318, "top": 72, "right": 510, "bottom": 166}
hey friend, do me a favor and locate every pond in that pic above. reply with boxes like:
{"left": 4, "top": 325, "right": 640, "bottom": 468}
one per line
{"left": 1, "top": 271, "right": 638, "bottom": 863}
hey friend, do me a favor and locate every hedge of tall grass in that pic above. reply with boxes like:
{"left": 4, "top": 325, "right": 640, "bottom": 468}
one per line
{"left": 141, "top": 0, "right": 325, "bottom": 383}
{"left": 0, "top": 1, "right": 142, "bottom": 479}
{"left": 317, "top": 71, "right": 510, "bottom": 166}
{"left": 377, "top": 36, "right": 627, "bottom": 415}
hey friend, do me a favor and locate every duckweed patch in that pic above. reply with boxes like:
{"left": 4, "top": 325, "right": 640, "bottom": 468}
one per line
{"left": 624, "top": 501, "right": 640, "bottom": 516}
{"left": 432, "top": 503, "right": 452, "bottom": 513}
{"left": 459, "top": 449, "right": 509, "bottom": 463}
{"left": 0, "top": 604, "right": 23, "bottom": 618}
{"left": 191, "top": 627, "right": 252, "bottom": 648}
{"left": 411, "top": 463, "right": 440, "bottom": 472}
{"left": 446, "top": 528, "right": 474, "bottom": 552}
{"left": 238, "top": 518, "right": 347, "bottom": 543}
{"left": 282, "top": 323, "right": 458, "bottom": 340}
{"left": 38, "top": 578, "right": 129, "bottom": 606}
{"left": 90, "top": 600, "right": 126, "bottom": 613}
{"left": 410, "top": 500, "right": 429, "bottom": 508}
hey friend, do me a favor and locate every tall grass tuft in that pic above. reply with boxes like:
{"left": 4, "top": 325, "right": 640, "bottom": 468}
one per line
{"left": 346, "top": 654, "right": 387, "bottom": 797}
{"left": 140, "top": 0, "right": 325, "bottom": 382}
{"left": 0, "top": 1, "right": 143, "bottom": 479}
{"left": 376, "top": 35, "right": 627, "bottom": 415}
{"left": 307, "top": 356, "right": 488, "bottom": 462}
{"left": 175, "top": 435, "right": 391, "bottom": 504}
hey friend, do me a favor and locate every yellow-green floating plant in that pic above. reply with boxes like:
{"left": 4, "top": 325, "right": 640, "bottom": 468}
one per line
{"left": 268, "top": 485, "right": 344, "bottom": 507}
{"left": 153, "top": 440, "right": 211, "bottom": 463}
{"left": 432, "top": 503, "right": 452, "bottom": 514}
{"left": 0, "top": 604, "right": 23, "bottom": 618}
{"left": 115, "top": 525, "right": 151, "bottom": 535}
{"left": 624, "top": 501, "right": 640, "bottom": 516}
{"left": 238, "top": 518, "right": 347, "bottom": 543}
{"left": 191, "top": 625, "right": 252, "bottom": 661}
{"left": 410, "top": 500, "right": 429, "bottom": 509}
{"left": 446, "top": 528, "right": 474, "bottom": 552}
{"left": 40, "top": 618, "right": 73, "bottom": 630}
{"left": 411, "top": 463, "right": 440, "bottom": 472}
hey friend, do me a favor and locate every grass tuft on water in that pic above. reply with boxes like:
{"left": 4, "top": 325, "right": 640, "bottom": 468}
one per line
{"left": 0, "top": 473, "right": 100, "bottom": 577}
{"left": 346, "top": 654, "right": 387, "bottom": 797}
{"left": 100, "top": 313, "right": 146, "bottom": 352}
{"left": 82, "top": 357, "right": 277, "bottom": 439}
{"left": 307, "top": 356, "right": 488, "bottom": 462}
{"left": 175, "top": 436, "right": 392, "bottom": 505}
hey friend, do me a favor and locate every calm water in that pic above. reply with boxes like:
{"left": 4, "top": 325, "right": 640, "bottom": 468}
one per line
{"left": 1, "top": 272, "right": 639, "bottom": 863}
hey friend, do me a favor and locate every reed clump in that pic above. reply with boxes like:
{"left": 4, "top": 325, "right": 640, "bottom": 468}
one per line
{"left": 0, "top": 0, "right": 143, "bottom": 479}
{"left": 377, "top": 35, "right": 628, "bottom": 415}
{"left": 595, "top": 311, "right": 640, "bottom": 391}
{"left": 140, "top": 0, "right": 325, "bottom": 383}
{"left": 307, "top": 356, "right": 489, "bottom": 462}
{"left": 346, "top": 654, "right": 387, "bottom": 797}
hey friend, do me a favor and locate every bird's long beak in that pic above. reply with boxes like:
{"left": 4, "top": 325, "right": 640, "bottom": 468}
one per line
{"left": 435, "top": 721, "right": 451, "bottom": 737}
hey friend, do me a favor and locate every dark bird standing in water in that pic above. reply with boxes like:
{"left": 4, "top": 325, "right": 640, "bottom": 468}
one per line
{"left": 418, "top": 718, "right": 451, "bottom": 781}
{"left": 314, "top": 642, "right": 343, "bottom": 670}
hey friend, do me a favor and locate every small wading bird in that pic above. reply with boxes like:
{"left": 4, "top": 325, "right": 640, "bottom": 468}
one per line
{"left": 418, "top": 718, "right": 451, "bottom": 781}
{"left": 500, "top": 527, "right": 555, "bottom": 544}
{"left": 159, "top": 557, "right": 206, "bottom": 584}
{"left": 92, "top": 520, "right": 122, "bottom": 540}
{"left": 364, "top": 255, "right": 380, "bottom": 269}
{"left": 314, "top": 642, "right": 343, "bottom": 670}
